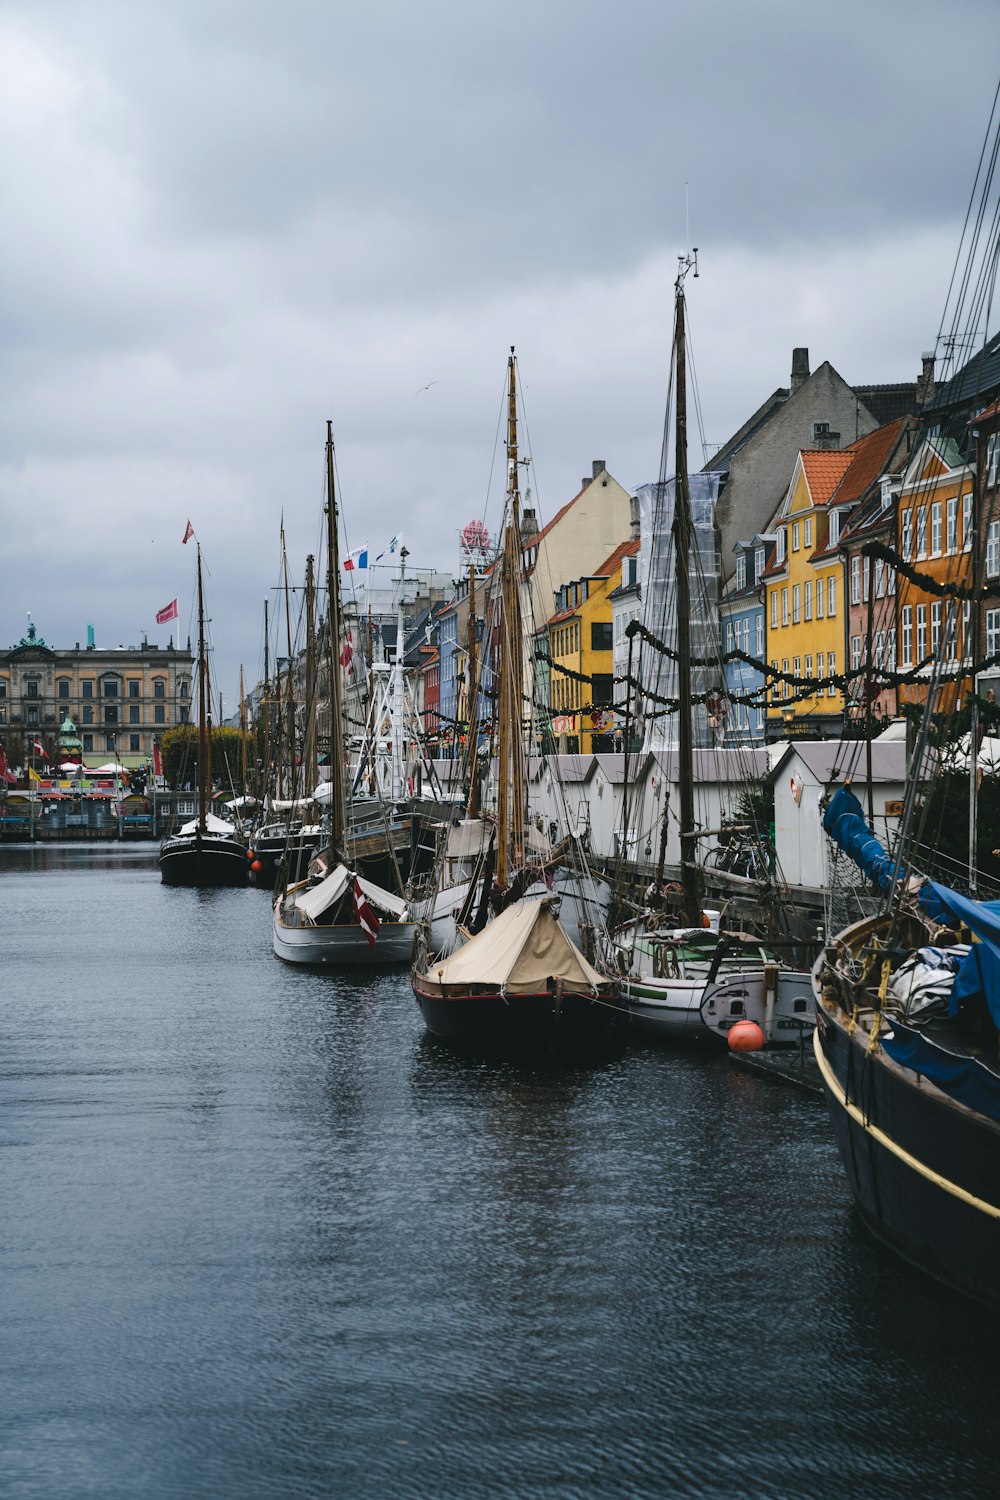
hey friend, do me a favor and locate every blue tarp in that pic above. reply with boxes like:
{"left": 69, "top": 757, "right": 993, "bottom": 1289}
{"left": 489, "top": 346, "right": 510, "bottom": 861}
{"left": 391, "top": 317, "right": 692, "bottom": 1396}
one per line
{"left": 822, "top": 785, "right": 901, "bottom": 894}
{"left": 879, "top": 1017, "right": 1000, "bottom": 1122}
{"left": 918, "top": 881, "right": 1000, "bottom": 1029}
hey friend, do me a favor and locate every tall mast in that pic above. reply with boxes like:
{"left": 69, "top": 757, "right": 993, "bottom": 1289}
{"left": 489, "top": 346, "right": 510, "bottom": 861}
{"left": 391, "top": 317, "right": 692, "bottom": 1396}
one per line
{"left": 197, "top": 543, "right": 208, "bottom": 833}
{"left": 466, "top": 561, "right": 480, "bottom": 819}
{"left": 281, "top": 522, "right": 295, "bottom": 801}
{"left": 262, "top": 596, "right": 270, "bottom": 804}
{"left": 239, "top": 664, "right": 248, "bottom": 797}
{"left": 391, "top": 546, "right": 408, "bottom": 802}
{"left": 673, "top": 257, "right": 702, "bottom": 926}
{"left": 496, "top": 347, "right": 525, "bottom": 885}
{"left": 325, "top": 422, "right": 347, "bottom": 854}
{"left": 304, "top": 554, "right": 317, "bottom": 799}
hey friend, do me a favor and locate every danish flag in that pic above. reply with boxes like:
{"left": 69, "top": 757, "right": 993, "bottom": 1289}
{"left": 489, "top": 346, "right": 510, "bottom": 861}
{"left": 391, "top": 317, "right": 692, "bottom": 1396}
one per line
{"left": 354, "top": 879, "right": 380, "bottom": 948}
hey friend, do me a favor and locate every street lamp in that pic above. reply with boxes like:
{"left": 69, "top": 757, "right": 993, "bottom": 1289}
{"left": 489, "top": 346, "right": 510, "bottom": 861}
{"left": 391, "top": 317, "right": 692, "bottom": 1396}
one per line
{"left": 781, "top": 705, "right": 795, "bottom": 735}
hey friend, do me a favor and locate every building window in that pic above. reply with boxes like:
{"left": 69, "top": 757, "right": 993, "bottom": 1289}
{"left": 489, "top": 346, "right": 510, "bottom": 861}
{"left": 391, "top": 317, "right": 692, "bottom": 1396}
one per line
{"left": 901, "top": 606, "right": 913, "bottom": 666}
{"left": 987, "top": 609, "right": 1000, "bottom": 658}
{"left": 816, "top": 578, "right": 825, "bottom": 619}
{"left": 83, "top": 706, "right": 94, "bottom": 724}
{"left": 804, "top": 517, "right": 813, "bottom": 547}
{"left": 591, "top": 622, "right": 612, "bottom": 652}
{"left": 103, "top": 679, "right": 118, "bottom": 698}
{"left": 153, "top": 679, "right": 165, "bottom": 699}
{"left": 863, "top": 556, "right": 870, "bottom": 603}
{"left": 776, "top": 529, "right": 786, "bottom": 563}
{"left": 916, "top": 604, "right": 927, "bottom": 662}
{"left": 888, "top": 629, "right": 896, "bottom": 669}
{"left": 804, "top": 580, "right": 812, "bottom": 620}
{"left": 83, "top": 734, "right": 93, "bottom": 753}
{"left": 129, "top": 680, "right": 140, "bottom": 698}
{"left": 735, "top": 554, "right": 746, "bottom": 591}
{"left": 964, "top": 494, "right": 974, "bottom": 549}
{"left": 987, "top": 432, "right": 1000, "bottom": 488}
{"left": 851, "top": 556, "right": 861, "bottom": 605}
{"left": 931, "top": 601, "right": 942, "bottom": 655}
{"left": 781, "top": 589, "right": 789, "bottom": 626}
{"left": 792, "top": 522, "right": 800, "bottom": 551}
{"left": 828, "top": 577, "right": 836, "bottom": 617}
{"left": 755, "top": 546, "right": 765, "bottom": 579}
{"left": 852, "top": 636, "right": 862, "bottom": 671}
{"left": 82, "top": 680, "right": 93, "bottom": 699}
{"left": 915, "top": 506, "right": 927, "bottom": 558}
{"left": 58, "top": 679, "right": 69, "bottom": 699}
{"left": 793, "top": 656, "right": 801, "bottom": 683}
{"left": 130, "top": 734, "right": 140, "bottom": 752}
{"left": 154, "top": 705, "right": 165, "bottom": 724}
{"left": 179, "top": 678, "right": 190, "bottom": 699}
{"left": 755, "top": 617, "right": 763, "bottom": 657}
{"left": 782, "top": 659, "right": 790, "bottom": 700}
{"left": 27, "top": 706, "right": 38, "bottom": 725}
{"left": 26, "top": 681, "right": 38, "bottom": 699}
{"left": 947, "top": 495, "right": 958, "bottom": 553}
{"left": 792, "top": 585, "right": 801, "bottom": 624}
{"left": 105, "top": 736, "right": 115, "bottom": 752}
{"left": 827, "top": 652, "right": 837, "bottom": 697}
{"left": 771, "top": 662, "right": 781, "bottom": 704}
{"left": 180, "top": 707, "right": 189, "bottom": 723}
{"left": 129, "top": 705, "right": 140, "bottom": 724}
{"left": 901, "top": 510, "right": 913, "bottom": 560}
{"left": 875, "top": 632, "right": 885, "bottom": 668}
{"left": 987, "top": 520, "right": 1000, "bottom": 578}
{"left": 931, "top": 501, "right": 942, "bottom": 556}
{"left": 771, "top": 591, "right": 778, "bottom": 630}
{"left": 875, "top": 560, "right": 885, "bottom": 598}
{"left": 828, "top": 511, "right": 841, "bottom": 546}
{"left": 725, "top": 622, "right": 734, "bottom": 653}
{"left": 104, "top": 706, "right": 118, "bottom": 724}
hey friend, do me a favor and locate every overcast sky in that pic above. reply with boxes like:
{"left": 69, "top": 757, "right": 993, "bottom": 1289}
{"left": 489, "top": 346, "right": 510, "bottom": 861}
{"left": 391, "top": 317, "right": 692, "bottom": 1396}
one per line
{"left": 2, "top": 0, "right": 999, "bottom": 703}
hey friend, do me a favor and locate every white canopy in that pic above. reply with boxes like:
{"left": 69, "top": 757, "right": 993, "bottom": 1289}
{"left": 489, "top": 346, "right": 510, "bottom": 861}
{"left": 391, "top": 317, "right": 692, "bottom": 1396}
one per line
{"left": 422, "top": 899, "right": 605, "bottom": 996}
{"left": 292, "top": 864, "right": 409, "bottom": 922}
{"left": 223, "top": 795, "right": 260, "bottom": 810}
{"left": 178, "top": 812, "right": 238, "bottom": 837}
{"left": 93, "top": 762, "right": 128, "bottom": 774}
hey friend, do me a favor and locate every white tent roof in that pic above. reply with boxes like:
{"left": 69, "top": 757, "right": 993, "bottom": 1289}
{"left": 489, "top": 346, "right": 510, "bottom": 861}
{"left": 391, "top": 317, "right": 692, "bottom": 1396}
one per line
{"left": 422, "top": 898, "right": 606, "bottom": 996}
{"left": 178, "top": 812, "right": 238, "bottom": 837}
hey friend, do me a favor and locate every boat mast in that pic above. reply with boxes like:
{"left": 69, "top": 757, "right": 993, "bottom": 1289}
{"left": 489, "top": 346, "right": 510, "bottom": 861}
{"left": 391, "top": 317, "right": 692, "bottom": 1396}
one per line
{"left": 325, "top": 422, "right": 347, "bottom": 856}
{"left": 262, "top": 596, "right": 270, "bottom": 804}
{"left": 466, "top": 562, "right": 480, "bottom": 819}
{"left": 197, "top": 543, "right": 208, "bottom": 834}
{"left": 303, "top": 554, "right": 317, "bottom": 800}
{"left": 496, "top": 347, "right": 526, "bottom": 886}
{"left": 673, "top": 256, "right": 702, "bottom": 927}
{"left": 391, "top": 547, "right": 408, "bottom": 803}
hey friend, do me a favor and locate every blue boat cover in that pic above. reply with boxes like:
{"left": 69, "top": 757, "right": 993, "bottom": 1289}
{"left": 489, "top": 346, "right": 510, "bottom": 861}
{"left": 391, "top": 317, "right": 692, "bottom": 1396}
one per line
{"left": 918, "top": 882, "right": 1000, "bottom": 1029}
{"left": 880, "top": 1017, "right": 1000, "bottom": 1122}
{"left": 822, "top": 785, "right": 901, "bottom": 894}
{"left": 823, "top": 788, "right": 1000, "bottom": 1030}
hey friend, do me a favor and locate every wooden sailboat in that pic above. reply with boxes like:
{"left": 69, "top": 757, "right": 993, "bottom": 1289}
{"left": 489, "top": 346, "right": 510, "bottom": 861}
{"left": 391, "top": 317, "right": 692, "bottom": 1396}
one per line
{"left": 411, "top": 350, "right": 621, "bottom": 1049}
{"left": 611, "top": 255, "right": 812, "bottom": 1043}
{"left": 272, "top": 422, "right": 416, "bottom": 966}
{"left": 159, "top": 544, "right": 249, "bottom": 887}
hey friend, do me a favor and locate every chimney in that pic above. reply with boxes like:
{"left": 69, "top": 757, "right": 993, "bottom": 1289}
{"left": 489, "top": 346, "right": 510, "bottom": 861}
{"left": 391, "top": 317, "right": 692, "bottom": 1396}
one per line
{"left": 917, "top": 351, "right": 935, "bottom": 409}
{"left": 812, "top": 421, "right": 840, "bottom": 450}
{"left": 790, "top": 348, "right": 810, "bottom": 394}
{"left": 629, "top": 493, "right": 640, "bottom": 539}
{"left": 582, "top": 458, "right": 606, "bottom": 489}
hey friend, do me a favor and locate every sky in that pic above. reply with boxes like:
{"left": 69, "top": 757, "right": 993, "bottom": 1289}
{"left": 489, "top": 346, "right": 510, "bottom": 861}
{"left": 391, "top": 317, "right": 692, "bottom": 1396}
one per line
{"left": 2, "top": 0, "right": 999, "bottom": 704}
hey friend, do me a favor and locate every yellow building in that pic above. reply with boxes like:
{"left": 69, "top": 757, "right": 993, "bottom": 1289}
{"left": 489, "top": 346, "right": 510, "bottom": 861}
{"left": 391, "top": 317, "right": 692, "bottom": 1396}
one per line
{"left": 547, "top": 539, "right": 636, "bottom": 753}
{"left": 764, "top": 448, "right": 852, "bottom": 736}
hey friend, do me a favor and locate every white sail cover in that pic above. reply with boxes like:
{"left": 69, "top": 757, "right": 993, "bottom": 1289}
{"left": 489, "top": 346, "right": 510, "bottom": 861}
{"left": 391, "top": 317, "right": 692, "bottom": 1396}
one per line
{"left": 292, "top": 864, "right": 409, "bottom": 921}
{"left": 422, "top": 899, "right": 605, "bottom": 995}
{"left": 177, "top": 812, "right": 238, "bottom": 836}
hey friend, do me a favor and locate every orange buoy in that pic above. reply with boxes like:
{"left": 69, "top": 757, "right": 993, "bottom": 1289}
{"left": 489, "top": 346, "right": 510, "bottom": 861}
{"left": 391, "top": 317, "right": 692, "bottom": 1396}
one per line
{"left": 728, "top": 1020, "right": 765, "bottom": 1053}
{"left": 251, "top": 860, "right": 263, "bottom": 874}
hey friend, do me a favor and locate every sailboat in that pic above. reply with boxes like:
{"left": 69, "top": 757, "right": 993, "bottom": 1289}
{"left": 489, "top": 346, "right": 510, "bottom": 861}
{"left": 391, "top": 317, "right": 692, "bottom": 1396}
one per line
{"left": 411, "top": 350, "right": 621, "bottom": 1050}
{"left": 159, "top": 544, "right": 249, "bottom": 887}
{"left": 272, "top": 423, "right": 417, "bottom": 966}
{"left": 610, "top": 253, "right": 812, "bottom": 1043}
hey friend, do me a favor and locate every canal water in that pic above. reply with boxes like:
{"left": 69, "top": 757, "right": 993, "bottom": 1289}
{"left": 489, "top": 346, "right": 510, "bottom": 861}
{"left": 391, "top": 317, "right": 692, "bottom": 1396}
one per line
{"left": 2, "top": 844, "right": 998, "bottom": 1499}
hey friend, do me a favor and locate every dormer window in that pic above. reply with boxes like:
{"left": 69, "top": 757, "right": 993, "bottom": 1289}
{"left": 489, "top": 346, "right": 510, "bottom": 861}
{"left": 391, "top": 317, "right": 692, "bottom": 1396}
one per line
{"left": 755, "top": 546, "right": 765, "bottom": 579}
{"left": 828, "top": 511, "right": 841, "bottom": 546}
{"left": 776, "top": 528, "right": 786, "bottom": 563}
{"left": 735, "top": 554, "right": 746, "bottom": 591}
{"left": 881, "top": 476, "right": 893, "bottom": 510}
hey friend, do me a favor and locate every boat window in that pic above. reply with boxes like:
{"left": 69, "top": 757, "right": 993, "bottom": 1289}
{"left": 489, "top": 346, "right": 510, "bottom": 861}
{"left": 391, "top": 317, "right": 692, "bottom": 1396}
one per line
{"left": 729, "top": 1001, "right": 745, "bottom": 1017}
{"left": 793, "top": 998, "right": 808, "bottom": 1012}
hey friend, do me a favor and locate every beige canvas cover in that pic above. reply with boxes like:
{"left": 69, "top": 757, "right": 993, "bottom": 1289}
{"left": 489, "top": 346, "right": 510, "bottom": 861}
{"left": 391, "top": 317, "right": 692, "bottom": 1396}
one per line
{"left": 293, "top": 864, "right": 350, "bottom": 920}
{"left": 423, "top": 899, "right": 605, "bottom": 996}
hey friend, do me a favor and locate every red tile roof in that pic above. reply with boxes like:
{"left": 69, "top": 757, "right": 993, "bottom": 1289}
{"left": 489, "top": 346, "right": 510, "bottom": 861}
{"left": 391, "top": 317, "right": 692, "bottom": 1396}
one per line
{"left": 800, "top": 449, "right": 854, "bottom": 506}
{"left": 592, "top": 535, "right": 639, "bottom": 578}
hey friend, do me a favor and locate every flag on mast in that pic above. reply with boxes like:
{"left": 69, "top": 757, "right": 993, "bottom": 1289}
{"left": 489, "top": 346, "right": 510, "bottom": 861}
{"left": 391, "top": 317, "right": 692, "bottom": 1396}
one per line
{"left": 354, "top": 879, "right": 380, "bottom": 948}
{"left": 182, "top": 520, "right": 195, "bottom": 544}
{"left": 152, "top": 740, "right": 163, "bottom": 778}
{"left": 32, "top": 739, "right": 49, "bottom": 761}
{"left": 156, "top": 598, "right": 179, "bottom": 624}
{"left": 343, "top": 547, "right": 368, "bottom": 572}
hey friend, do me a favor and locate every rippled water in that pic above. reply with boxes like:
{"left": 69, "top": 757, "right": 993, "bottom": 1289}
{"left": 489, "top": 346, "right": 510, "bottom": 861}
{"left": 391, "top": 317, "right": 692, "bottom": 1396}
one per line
{"left": 2, "top": 843, "right": 998, "bottom": 1499}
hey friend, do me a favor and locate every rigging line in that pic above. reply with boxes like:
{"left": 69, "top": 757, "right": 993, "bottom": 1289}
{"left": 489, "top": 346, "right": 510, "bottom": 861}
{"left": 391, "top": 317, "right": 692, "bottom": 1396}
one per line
{"left": 936, "top": 75, "right": 1000, "bottom": 359}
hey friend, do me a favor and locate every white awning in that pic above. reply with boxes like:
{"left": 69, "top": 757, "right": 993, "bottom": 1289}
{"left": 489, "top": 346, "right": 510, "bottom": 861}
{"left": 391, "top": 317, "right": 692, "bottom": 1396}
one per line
{"left": 293, "top": 864, "right": 351, "bottom": 920}
{"left": 356, "top": 875, "right": 409, "bottom": 919}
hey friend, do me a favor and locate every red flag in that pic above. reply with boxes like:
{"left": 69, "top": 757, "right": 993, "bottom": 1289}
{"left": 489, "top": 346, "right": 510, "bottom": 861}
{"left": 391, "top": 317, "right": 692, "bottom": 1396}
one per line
{"left": 156, "top": 598, "right": 179, "bottom": 624}
{"left": 152, "top": 741, "right": 163, "bottom": 778}
{"left": 339, "top": 630, "right": 353, "bottom": 668}
{"left": 354, "top": 879, "right": 380, "bottom": 948}
{"left": 182, "top": 520, "right": 195, "bottom": 544}
{"left": 32, "top": 739, "right": 49, "bottom": 761}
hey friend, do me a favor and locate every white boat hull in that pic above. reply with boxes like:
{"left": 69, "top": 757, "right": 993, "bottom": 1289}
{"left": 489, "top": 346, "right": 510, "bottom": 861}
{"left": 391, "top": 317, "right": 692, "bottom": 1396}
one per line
{"left": 621, "top": 973, "right": 710, "bottom": 1039}
{"left": 272, "top": 907, "right": 416, "bottom": 967}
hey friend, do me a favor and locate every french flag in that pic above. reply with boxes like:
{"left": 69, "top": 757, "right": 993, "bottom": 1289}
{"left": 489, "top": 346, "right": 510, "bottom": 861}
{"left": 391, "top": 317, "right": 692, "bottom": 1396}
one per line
{"left": 343, "top": 547, "right": 368, "bottom": 572}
